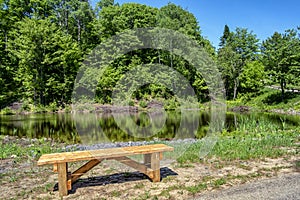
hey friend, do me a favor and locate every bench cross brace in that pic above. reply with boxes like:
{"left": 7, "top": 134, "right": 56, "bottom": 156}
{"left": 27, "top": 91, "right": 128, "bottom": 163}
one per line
{"left": 56, "top": 152, "right": 163, "bottom": 196}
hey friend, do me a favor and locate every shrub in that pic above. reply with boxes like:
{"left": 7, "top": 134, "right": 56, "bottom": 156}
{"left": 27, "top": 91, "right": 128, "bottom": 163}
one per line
{"left": 47, "top": 102, "right": 58, "bottom": 112}
{"left": 139, "top": 100, "right": 147, "bottom": 108}
{"left": 128, "top": 100, "right": 135, "bottom": 106}
{"left": 1, "top": 107, "right": 15, "bottom": 115}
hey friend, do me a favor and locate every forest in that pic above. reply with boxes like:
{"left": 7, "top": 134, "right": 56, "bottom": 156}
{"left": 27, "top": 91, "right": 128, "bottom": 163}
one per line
{"left": 1, "top": 0, "right": 300, "bottom": 110}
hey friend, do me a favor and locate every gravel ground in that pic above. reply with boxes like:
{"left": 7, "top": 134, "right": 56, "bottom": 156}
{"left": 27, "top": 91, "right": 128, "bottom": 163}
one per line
{"left": 65, "top": 138, "right": 198, "bottom": 151}
{"left": 195, "top": 172, "right": 300, "bottom": 200}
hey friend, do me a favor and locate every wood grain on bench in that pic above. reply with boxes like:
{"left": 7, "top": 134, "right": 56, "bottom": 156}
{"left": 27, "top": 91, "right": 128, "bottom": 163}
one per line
{"left": 37, "top": 144, "right": 174, "bottom": 197}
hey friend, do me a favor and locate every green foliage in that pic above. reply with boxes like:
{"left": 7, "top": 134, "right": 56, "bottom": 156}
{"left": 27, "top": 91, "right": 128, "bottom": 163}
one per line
{"left": 47, "top": 102, "right": 58, "bottom": 112}
{"left": 217, "top": 26, "right": 260, "bottom": 99}
{"left": 128, "top": 100, "right": 135, "bottom": 106}
{"left": 219, "top": 25, "right": 231, "bottom": 47}
{"left": 138, "top": 100, "right": 147, "bottom": 108}
{"left": 235, "top": 88, "right": 300, "bottom": 111}
{"left": 31, "top": 104, "right": 47, "bottom": 114}
{"left": 262, "top": 29, "right": 300, "bottom": 99}
{"left": 20, "top": 101, "right": 31, "bottom": 112}
{"left": 0, "top": 107, "right": 15, "bottom": 115}
{"left": 0, "top": 138, "right": 61, "bottom": 160}
{"left": 89, "top": 3, "right": 214, "bottom": 105}
{"left": 163, "top": 97, "right": 180, "bottom": 110}
{"left": 0, "top": 0, "right": 299, "bottom": 110}
{"left": 185, "top": 183, "right": 207, "bottom": 194}
{"left": 7, "top": 18, "right": 81, "bottom": 106}
{"left": 239, "top": 61, "right": 265, "bottom": 93}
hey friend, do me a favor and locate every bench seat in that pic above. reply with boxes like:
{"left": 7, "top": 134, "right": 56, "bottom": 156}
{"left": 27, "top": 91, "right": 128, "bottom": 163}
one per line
{"left": 37, "top": 144, "right": 174, "bottom": 196}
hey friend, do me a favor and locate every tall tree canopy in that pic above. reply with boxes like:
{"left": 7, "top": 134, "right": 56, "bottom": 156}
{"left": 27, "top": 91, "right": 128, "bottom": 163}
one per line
{"left": 262, "top": 29, "right": 300, "bottom": 98}
{"left": 1, "top": 0, "right": 298, "bottom": 109}
{"left": 7, "top": 18, "right": 81, "bottom": 105}
{"left": 0, "top": 1, "right": 216, "bottom": 108}
{"left": 217, "top": 26, "right": 260, "bottom": 99}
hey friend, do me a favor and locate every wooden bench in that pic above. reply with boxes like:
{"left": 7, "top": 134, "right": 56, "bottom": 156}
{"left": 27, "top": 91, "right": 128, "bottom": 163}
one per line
{"left": 37, "top": 144, "right": 174, "bottom": 196}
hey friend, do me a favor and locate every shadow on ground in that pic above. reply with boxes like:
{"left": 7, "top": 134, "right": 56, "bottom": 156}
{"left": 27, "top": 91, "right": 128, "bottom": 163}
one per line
{"left": 53, "top": 167, "right": 178, "bottom": 194}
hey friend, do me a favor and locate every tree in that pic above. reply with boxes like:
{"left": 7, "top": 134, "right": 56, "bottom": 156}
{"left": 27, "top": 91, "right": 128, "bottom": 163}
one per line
{"left": 7, "top": 18, "right": 81, "bottom": 105}
{"left": 217, "top": 45, "right": 241, "bottom": 98}
{"left": 0, "top": 0, "right": 18, "bottom": 106}
{"left": 239, "top": 61, "right": 265, "bottom": 93}
{"left": 156, "top": 3, "right": 214, "bottom": 101}
{"left": 94, "top": 3, "right": 158, "bottom": 40}
{"left": 50, "top": 0, "right": 95, "bottom": 50}
{"left": 8, "top": 0, "right": 52, "bottom": 20}
{"left": 262, "top": 29, "right": 300, "bottom": 99}
{"left": 219, "top": 24, "right": 231, "bottom": 47}
{"left": 218, "top": 27, "right": 260, "bottom": 99}
{"left": 96, "top": 0, "right": 114, "bottom": 10}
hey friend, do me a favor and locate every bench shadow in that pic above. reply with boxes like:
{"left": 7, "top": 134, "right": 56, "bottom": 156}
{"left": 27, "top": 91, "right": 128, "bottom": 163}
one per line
{"left": 53, "top": 167, "right": 178, "bottom": 194}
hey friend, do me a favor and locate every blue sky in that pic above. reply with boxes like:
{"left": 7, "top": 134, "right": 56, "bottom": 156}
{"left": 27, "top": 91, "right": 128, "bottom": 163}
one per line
{"left": 93, "top": 0, "right": 300, "bottom": 48}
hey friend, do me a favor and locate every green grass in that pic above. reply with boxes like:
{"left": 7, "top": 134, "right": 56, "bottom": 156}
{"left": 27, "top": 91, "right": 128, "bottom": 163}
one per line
{"left": 134, "top": 183, "right": 145, "bottom": 189}
{"left": 176, "top": 130, "right": 299, "bottom": 163}
{"left": 111, "top": 190, "right": 121, "bottom": 197}
{"left": 232, "top": 115, "right": 285, "bottom": 134}
{"left": 229, "top": 88, "right": 300, "bottom": 111}
{"left": 185, "top": 183, "right": 207, "bottom": 195}
{"left": 0, "top": 137, "right": 62, "bottom": 160}
{"left": 212, "top": 178, "right": 227, "bottom": 188}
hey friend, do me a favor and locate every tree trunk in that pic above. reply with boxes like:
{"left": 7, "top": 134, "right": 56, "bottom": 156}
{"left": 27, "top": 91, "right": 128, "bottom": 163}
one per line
{"left": 65, "top": 10, "right": 69, "bottom": 34}
{"left": 170, "top": 39, "right": 173, "bottom": 69}
{"left": 77, "top": 18, "right": 81, "bottom": 43}
{"left": 158, "top": 50, "right": 161, "bottom": 64}
{"left": 234, "top": 114, "right": 237, "bottom": 130}
{"left": 233, "top": 78, "right": 239, "bottom": 99}
{"left": 280, "top": 79, "right": 285, "bottom": 100}
{"left": 34, "top": 67, "right": 37, "bottom": 106}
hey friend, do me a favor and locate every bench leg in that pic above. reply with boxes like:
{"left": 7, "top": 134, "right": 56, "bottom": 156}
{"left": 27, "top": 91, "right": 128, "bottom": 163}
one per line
{"left": 144, "top": 153, "right": 160, "bottom": 182}
{"left": 144, "top": 154, "right": 151, "bottom": 168}
{"left": 151, "top": 153, "right": 160, "bottom": 182}
{"left": 57, "top": 162, "right": 68, "bottom": 196}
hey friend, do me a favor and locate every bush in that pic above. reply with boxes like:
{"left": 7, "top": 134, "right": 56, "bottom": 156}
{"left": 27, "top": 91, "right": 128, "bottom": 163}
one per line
{"left": 64, "top": 104, "right": 72, "bottom": 113}
{"left": 32, "top": 104, "right": 47, "bottom": 113}
{"left": 20, "top": 101, "right": 31, "bottom": 112}
{"left": 164, "top": 98, "right": 179, "bottom": 110}
{"left": 139, "top": 100, "right": 147, "bottom": 108}
{"left": 47, "top": 102, "right": 58, "bottom": 112}
{"left": 0, "top": 107, "right": 15, "bottom": 115}
{"left": 128, "top": 100, "right": 135, "bottom": 106}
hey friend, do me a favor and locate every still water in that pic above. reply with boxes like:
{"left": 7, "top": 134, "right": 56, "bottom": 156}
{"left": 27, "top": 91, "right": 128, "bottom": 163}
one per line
{"left": 0, "top": 111, "right": 299, "bottom": 144}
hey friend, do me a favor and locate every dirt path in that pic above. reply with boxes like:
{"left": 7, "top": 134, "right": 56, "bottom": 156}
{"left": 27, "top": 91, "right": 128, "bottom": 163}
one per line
{"left": 196, "top": 172, "right": 300, "bottom": 200}
{"left": 0, "top": 154, "right": 299, "bottom": 200}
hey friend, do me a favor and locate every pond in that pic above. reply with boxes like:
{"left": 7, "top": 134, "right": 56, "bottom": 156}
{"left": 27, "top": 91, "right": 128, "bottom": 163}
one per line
{"left": 0, "top": 111, "right": 299, "bottom": 144}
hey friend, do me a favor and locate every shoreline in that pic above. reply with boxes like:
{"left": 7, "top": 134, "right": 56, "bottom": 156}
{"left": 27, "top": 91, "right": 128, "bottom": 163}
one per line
{"left": 2, "top": 102, "right": 300, "bottom": 116}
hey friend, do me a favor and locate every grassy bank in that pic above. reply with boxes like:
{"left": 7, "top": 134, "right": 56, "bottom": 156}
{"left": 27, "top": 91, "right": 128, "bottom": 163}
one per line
{"left": 1, "top": 129, "right": 298, "bottom": 168}
{"left": 227, "top": 88, "right": 300, "bottom": 112}
{"left": 0, "top": 135, "right": 63, "bottom": 160}
{"left": 176, "top": 130, "right": 299, "bottom": 164}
